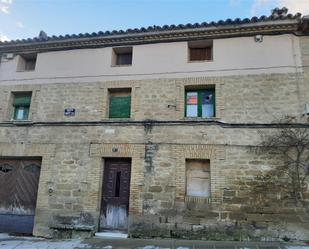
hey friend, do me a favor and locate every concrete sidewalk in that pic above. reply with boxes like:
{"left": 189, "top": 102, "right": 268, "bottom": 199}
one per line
{"left": 0, "top": 234, "right": 308, "bottom": 249}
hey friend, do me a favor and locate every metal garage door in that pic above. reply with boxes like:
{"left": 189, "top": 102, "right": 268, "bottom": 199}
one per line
{"left": 0, "top": 158, "right": 41, "bottom": 234}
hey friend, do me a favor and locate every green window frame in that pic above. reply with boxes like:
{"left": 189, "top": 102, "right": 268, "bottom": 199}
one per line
{"left": 109, "top": 95, "right": 131, "bottom": 118}
{"left": 185, "top": 88, "right": 215, "bottom": 118}
{"left": 12, "top": 92, "right": 32, "bottom": 120}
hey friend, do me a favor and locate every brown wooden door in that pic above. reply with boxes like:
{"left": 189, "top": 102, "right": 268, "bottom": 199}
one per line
{"left": 0, "top": 158, "right": 41, "bottom": 234}
{"left": 100, "top": 158, "right": 131, "bottom": 231}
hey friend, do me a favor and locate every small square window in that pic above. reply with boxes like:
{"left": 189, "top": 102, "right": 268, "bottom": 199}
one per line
{"left": 12, "top": 92, "right": 32, "bottom": 121}
{"left": 188, "top": 40, "right": 213, "bottom": 61}
{"left": 112, "top": 47, "right": 133, "bottom": 66}
{"left": 17, "top": 54, "right": 37, "bottom": 71}
{"left": 186, "top": 159, "right": 210, "bottom": 198}
{"left": 108, "top": 88, "right": 131, "bottom": 118}
{"left": 185, "top": 87, "right": 215, "bottom": 118}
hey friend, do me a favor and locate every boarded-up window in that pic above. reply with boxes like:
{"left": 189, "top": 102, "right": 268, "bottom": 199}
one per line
{"left": 188, "top": 40, "right": 213, "bottom": 61}
{"left": 112, "top": 47, "right": 133, "bottom": 66}
{"left": 12, "top": 92, "right": 32, "bottom": 120}
{"left": 186, "top": 159, "right": 210, "bottom": 197}
{"left": 109, "top": 89, "right": 131, "bottom": 118}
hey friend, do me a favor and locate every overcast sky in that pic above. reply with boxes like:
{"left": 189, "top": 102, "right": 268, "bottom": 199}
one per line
{"left": 1, "top": 0, "right": 309, "bottom": 42}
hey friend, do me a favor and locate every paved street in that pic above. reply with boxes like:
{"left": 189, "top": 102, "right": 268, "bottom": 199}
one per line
{"left": 0, "top": 234, "right": 308, "bottom": 249}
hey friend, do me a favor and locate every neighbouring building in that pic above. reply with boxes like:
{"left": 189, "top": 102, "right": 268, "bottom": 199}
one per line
{"left": 0, "top": 7, "right": 309, "bottom": 241}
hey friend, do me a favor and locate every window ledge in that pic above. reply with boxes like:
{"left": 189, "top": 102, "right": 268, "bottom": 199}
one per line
{"left": 111, "top": 64, "right": 132, "bottom": 67}
{"left": 10, "top": 120, "right": 33, "bottom": 125}
{"left": 188, "top": 60, "right": 213, "bottom": 63}
{"left": 185, "top": 196, "right": 211, "bottom": 204}
{"left": 183, "top": 117, "right": 220, "bottom": 121}
{"left": 16, "top": 70, "right": 35, "bottom": 72}
{"left": 105, "top": 118, "right": 132, "bottom": 121}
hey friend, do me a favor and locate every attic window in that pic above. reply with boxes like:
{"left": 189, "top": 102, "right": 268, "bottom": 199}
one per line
{"left": 112, "top": 47, "right": 133, "bottom": 66}
{"left": 188, "top": 40, "right": 213, "bottom": 61}
{"left": 17, "top": 54, "right": 37, "bottom": 71}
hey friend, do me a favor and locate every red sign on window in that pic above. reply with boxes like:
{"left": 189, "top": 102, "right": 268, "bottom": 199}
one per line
{"left": 187, "top": 95, "right": 197, "bottom": 105}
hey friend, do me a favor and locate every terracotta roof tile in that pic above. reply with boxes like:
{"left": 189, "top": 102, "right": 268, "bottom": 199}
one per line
{"left": 0, "top": 7, "right": 302, "bottom": 46}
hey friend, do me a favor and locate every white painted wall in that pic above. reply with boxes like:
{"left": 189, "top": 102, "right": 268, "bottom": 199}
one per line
{"left": 0, "top": 34, "right": 302, "bottom": 85}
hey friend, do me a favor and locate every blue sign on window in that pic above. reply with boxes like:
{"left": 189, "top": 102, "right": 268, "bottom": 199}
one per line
{"left": 64, "top": 108, "right": 75, "bottom": 116}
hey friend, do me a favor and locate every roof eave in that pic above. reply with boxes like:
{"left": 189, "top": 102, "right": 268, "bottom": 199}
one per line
{"left": 0, "top": 19, "right": 300, "bottom": 54}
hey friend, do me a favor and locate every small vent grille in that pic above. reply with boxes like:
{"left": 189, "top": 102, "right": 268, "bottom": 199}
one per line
{"left": 185, "top": 196, "right": 210, "bottom": 204}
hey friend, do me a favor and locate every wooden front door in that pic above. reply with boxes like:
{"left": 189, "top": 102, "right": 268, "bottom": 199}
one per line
{"left": 0, "top": 158, "right": 41, "bottom": 234}
{"left": 99, "top": 158, "right": 131, "bottom": 231}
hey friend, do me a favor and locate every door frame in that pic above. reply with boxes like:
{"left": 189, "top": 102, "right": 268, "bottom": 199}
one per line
{"left": 0, "top": 142, "right": 55, "bottom": 237}
{"left": 90, "top": 143, "right": 145, "bottom": 233}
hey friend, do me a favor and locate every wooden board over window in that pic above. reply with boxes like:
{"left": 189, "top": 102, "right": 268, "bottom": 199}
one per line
{"left": 189, "top": 47, "right": 212, "bottom": 61}
{"left": 186, "top": 159, "right": 210, "bottom": 198}
{"left": 109, "top": 89, "right": 131, "bottom": 118}
{"left": 188, "top": 40, "right": 213, "bottom": 61}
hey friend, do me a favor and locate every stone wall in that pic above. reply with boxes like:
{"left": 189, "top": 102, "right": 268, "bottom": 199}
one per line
{"left": 0, "top": 73, "right": 307, "bottom": 123}
{"left": 0, "top": 124, "right": 308, "bottom": 240}
{"left": 0, "top": 71, "right": 308, "bottom": 240}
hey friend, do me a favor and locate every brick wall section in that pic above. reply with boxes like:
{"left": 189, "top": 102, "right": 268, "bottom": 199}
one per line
{"left": 89, "top": 143, "right": 144, "bottom": 214}
{"left": 173, "top": 145, "right": 225, "bottom": 201}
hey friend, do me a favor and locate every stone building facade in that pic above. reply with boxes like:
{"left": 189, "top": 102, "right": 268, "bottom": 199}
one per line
{"left": 0, "top": 8, "right": 309, "bottom": 241}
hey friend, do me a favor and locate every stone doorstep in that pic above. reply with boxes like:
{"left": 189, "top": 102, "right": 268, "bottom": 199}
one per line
{"left": 50, "top": 224, "right": 94, "bottom": 231}
{"left": 95, "top": 231, "right": 128, "bottom": 239}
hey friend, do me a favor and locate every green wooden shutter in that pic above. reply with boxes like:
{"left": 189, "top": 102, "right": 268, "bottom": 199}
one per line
{"left": 13, "top": 94, "right": 31, "bottom": 107}
{"left": 197, "top": 91, "right": 203, "bottom": 117}
{"left": 109, "top": 96, "right": 131, "bottom": 118}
